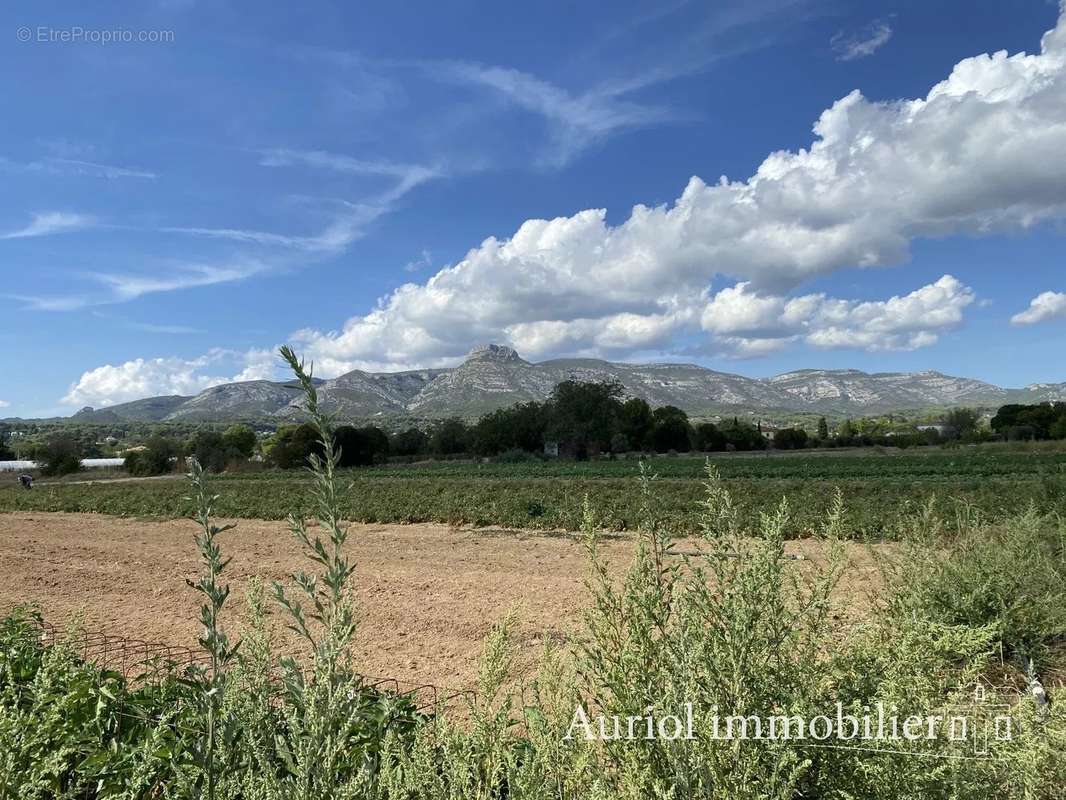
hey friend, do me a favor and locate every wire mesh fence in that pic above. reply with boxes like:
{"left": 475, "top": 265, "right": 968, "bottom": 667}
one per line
{"left": 30, "top": 617, "right": 212, "bottom": 679}
{"left": 20, "top": 613, "right": 472, "bottom": 712}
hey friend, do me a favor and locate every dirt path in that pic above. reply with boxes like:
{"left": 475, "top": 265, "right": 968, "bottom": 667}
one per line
{"left": 1, "top": 512, "right": 888, "bottom": 691}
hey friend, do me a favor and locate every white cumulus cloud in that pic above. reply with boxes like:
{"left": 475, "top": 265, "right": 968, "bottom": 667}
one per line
{"left": 289, "top": 9, "right": 1066, "bottom": 372}
{"left": 1011, "top": 290, "right": 1066, "bottom": 325}
{"left": 62, "top": 349, "right": 282, "bottom": 408}
{"left": 701, "top": 275, "right": 976, "bottom": 353}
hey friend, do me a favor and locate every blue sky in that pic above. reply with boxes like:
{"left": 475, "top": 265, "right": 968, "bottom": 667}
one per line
{"left": 2, "top": 0, "right": 1065, "bottom": 417}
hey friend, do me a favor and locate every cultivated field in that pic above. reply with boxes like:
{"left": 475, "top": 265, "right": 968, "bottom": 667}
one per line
{"left": 4, "top": 432, "right": 1065, "bottom": 794}
{"left": 3, "top": 445, "right": 1065, "bottom": 537}
{"left": 0, "top": 511, "right": 886, "bottom": 690}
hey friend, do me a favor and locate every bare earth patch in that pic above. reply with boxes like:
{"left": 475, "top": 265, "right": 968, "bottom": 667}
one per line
{"left": 0, "top": 512, "right": 889, "bottom": 691}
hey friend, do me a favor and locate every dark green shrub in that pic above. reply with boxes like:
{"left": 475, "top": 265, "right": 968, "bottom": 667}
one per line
{"left": 694, "top": 422, "right": 726, "bottom": 451}
{"left": 651, "top": 405, "right": 693, "bottom": 452}
{"left": 391, "top": 427, "right": 429, "bottom": 457}
{"left": 221, "top": 424, "right": 257, "bottom": 459}
{"left": 265, "top": 423, "right": 320, "bottom": 469}
{"left": 334, "top": 425, "right": 389, "bottom": 467}
{"left": 429, "top": 417, "right": 470, "bottom": 456}
{"left": 890, "top": 507, "right": 1066, "bottom": 668}
{"left": 35, "top": 435, "right": 81, "bottom": 477}
{"left": 124, "top": 436, "right": 179, "bottom": 476}
{"left": 773, "top": 427, "right": 809, "bottom": 450}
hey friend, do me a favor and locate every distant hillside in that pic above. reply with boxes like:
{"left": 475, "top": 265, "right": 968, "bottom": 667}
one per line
{"left": 57, "top": 345, "right": 1066, "bottom": 424}
{"left": 72, "top": 395, "right": 190, "bottom": 423}
{"left": 165, "top": 380, "right": 306, "bottom": 422}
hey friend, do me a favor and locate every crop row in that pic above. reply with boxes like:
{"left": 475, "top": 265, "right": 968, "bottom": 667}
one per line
{"left": 196, "top": 448, "right": 1066, "bottom": 482}
{"left": 3, "top": 472, "right": 1065, "bottom": 538}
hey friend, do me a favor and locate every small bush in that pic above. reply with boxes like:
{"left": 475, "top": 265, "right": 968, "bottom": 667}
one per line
{"left": 889, "top": 504, "right": 1066, "bottom": 668}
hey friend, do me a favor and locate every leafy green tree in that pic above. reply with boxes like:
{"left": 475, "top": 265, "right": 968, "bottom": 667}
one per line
{"left": 505, "top": 401, "right": 549, "bottom": 452}
{"left": 124, "top": 436, "right": 179, "bottom": 476}
{"left": 618, "top": 397, "right": 654, "bottom": 451}
{"left": 189, "top": 431, "right": 229, "bottom": 473}
{"left": 391, "top": 427, "right": 429, "bottom": 457}
{"left": 943, "top": 407, "right": 980, "bottom": 441}
{"left": 36, "top": 435, "right": 82, "bottom": 476}
{"left": 362, "top": 426, "right": 390, "bottom": 461}
{"left": 333, "top": 425, "right": 389, "bottom": 467}
{"left": 473, "top": 402, "right": 548, "bottom": 456}
{"left": 334, "top": 425, "right": 368, "bottom": 467}
{"left": 221, "top": 424, "right": 257, "bottom": 459}
{"left": 719, "top": 419, "right": 767, "bottom": 451}
{"left": 1051, "top": 416, "right": 1066, "bottom": 440}
{"left": 837, "top": 419, "right": 856, "bottom": 442}
{"left": 773, "top": 427, "right": 809, "bottom": 450}
{"left": 651, "top": 405, "right": 693, "bottom": 452}
{"left": 992, "top": 402, "right": 1066, "bottom": 440}
{"left": 694, "top": 422, "right": 726, "bottom": 452}
{"left": 265, "top": 423, "right": 321, "bottom": 469}
{"left": 817, "top": 417, "right": 829, "bottom": 441}
{"left": 546, "top": 380, "right": 623, "bottom": 458}
{"left": 430, "top": 418, "right": 470, "bottom": 456}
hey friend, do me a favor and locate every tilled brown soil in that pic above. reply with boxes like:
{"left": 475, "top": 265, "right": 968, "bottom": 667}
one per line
{"left": 0, "top": 512, "right": 889, "bottom": 691}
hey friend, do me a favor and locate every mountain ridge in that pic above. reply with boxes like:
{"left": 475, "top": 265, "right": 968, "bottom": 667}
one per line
{"left": 58, "top": 345, "right": 1066, "bottom": 424}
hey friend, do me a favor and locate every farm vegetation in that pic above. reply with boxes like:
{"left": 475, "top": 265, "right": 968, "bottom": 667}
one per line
{"left": 1, "top": 348, "right": 1064, "bottom": 797}
{"left": 5, "top": 445, "right": 1066, "bottom": 539}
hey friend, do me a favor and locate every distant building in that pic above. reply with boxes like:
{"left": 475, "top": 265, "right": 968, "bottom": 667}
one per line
{"left": 543, "top": 441, "right": 559, "bottom": 457}
{"left": 916, "top": 424, "right": 949, "bottom": 435}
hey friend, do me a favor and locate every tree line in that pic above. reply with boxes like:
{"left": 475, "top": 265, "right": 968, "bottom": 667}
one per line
{"left": 261, "top": 380, "right": 779, "bottom": 467}
{"left": 991, "top": 402, "right": 1066, "bottom": 441}
{"left": 11, "top": 390, "right": 1066, "bottom": 477}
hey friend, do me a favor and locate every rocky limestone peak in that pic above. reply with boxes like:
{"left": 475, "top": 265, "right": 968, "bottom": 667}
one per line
{"left": 465, "top": 343, "right": 522, "bottom": 363}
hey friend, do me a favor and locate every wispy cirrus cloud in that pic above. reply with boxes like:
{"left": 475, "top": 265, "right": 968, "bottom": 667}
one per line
{"left": 157, "top": 226, "right": 317, "bottom": 249}
{"left": 88, "top": 311, "right": 204, "bottom": 335}
{"left": 0, "top": 211, "right": 95, "bottom": 240}
{"left": 430, "top": 62, "right": 680, "bottom": 168}
{"left": 6, "top": 294, "right": 92, "bottom": 312}
{"left": 47, "top": 158, "right": 157, "bottom": 180}
{"left": 259, "top": 148, "right": 439, "bottom": 182}
{"left": 162, "top": 148, "right": 441, "bottom": 255}
{"left": 8, "top": 261, "right": 262, "bottom": 312}
{"left": 91, "top": 262, "right": 263, "bottom": 302}
{"left": 417, "top": 1, "right": 816, "bottom": 168}
{"left": 831, "top": 17, "right": 894, "bottom": 61}
{"left": 126, "top": 322, "right": 204, "bottom": 334}
{"left": 404, "top": 248, "right": 432, "bottom": 273}
{"left": 1, "top": 155, "right": 156, "bottom": 180}
{"left": 12, "top": 144, "right": 434, "bottom": 315}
